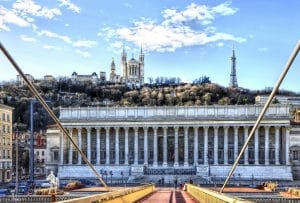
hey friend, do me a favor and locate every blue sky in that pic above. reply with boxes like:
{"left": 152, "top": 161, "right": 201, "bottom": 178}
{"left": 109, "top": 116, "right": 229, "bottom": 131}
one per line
{"left": 0, "top": 0, "right": 300, "bottom": 91}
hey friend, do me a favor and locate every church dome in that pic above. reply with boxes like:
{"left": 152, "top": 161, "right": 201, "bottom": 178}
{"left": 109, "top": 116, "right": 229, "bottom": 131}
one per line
{"left": 128, "top": 58, "right": 138, "bottom": 64}
{"left": 72, "top": 72, "right": 78, "bottom": 76}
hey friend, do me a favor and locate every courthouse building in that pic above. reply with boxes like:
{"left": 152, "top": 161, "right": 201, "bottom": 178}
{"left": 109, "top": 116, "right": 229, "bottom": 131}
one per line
{"left": 46, "top": 104, "right": 300, "bottom": 182}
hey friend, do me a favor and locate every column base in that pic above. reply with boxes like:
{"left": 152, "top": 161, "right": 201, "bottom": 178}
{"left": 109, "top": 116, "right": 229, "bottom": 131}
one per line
{"left": 174, "top": 162, "right": 179, "bottom": 167}
{"left": 184, "top": 162, "right": 189, "bottom": 167}
{"left": 162, "top": 162, "right": 168, "bottom": 167}
{"left": 153, "top": 162, "right": 158, "bottom": 167}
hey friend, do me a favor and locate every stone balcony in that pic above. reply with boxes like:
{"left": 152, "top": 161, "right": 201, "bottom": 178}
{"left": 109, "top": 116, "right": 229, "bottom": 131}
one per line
{"left": 59, "top": 104, "right": 291, "bottom": 121}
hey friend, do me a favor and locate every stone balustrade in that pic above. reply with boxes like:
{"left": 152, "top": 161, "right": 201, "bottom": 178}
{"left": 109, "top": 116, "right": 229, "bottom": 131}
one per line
{"left": 60, "top": 105, "right": 291, "bottom": 121}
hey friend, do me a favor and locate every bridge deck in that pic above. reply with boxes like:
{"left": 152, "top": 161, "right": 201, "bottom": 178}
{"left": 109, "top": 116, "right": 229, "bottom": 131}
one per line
{"left": 140, "top": 189, "right": 198, "bottom": 203}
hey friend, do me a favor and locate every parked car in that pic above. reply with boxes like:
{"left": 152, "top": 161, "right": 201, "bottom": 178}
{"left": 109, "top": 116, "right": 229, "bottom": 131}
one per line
{"left": 0, "top": 189, "right": 9, "bottom": 197}
{"left": 35, "top": 180, "right": 51, "bottom": 188}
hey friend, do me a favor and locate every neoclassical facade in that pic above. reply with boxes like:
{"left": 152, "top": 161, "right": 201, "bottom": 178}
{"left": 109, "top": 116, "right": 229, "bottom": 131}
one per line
{"left": 48, "top": 105, "right": 300, "bottom": 181}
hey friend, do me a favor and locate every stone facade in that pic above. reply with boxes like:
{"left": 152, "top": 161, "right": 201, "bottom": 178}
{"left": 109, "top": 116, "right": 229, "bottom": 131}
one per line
{"left": 45, "top": 104, "right": 300, "bottom": 181}
{"left": 0, "top": 104, "right": 13, "bottom": 183}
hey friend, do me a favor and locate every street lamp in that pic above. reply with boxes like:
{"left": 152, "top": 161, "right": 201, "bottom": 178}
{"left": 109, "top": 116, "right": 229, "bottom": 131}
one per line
{"left": 109, "top": 171, "right": 113, "bottom": 185}
{"left": 104, "top": 170, "right": 108, "bottom": 183}
{"left": 121, "top": 171, "right": 124, "bottom": 185}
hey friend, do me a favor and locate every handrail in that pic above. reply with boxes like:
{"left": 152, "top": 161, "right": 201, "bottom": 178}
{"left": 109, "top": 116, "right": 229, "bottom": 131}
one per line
{"left": 186, "top": 184, "right": 253, "bottom": 203}
{"left": 56, "top": 183, "right": 155, "bottom": 203}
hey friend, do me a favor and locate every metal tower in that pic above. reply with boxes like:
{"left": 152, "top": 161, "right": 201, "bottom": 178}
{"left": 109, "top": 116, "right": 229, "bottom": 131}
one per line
{"left": 229, "top": 48, "right": 238, "bottom": 88}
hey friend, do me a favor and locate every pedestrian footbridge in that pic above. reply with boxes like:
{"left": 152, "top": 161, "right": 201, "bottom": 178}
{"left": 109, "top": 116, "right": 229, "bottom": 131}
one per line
{"left": 57, "top": 184, "right": 252, "bottom": 203}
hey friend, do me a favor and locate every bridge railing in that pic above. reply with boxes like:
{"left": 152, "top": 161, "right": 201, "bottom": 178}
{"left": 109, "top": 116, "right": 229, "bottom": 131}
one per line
{"left": 56, "top": 183, "right": 155, "bottom": 203}
{"left": 186, "top": 184, "right": 253, "bottom": 203}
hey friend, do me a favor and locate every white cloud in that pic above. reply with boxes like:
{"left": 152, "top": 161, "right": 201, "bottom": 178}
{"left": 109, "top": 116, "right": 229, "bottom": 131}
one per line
{"left": 162, "top": 2, "right": 238, "bottom": 26}
{"left": 20, "top": 34, "right": 36, "bottom": 42}
{"left": 64, "top": 23, "right": 69, "bottom": 27}
{"left": 42, "top": 44, "right": 57, "bottom": 50}
{"left": 258, "top": 47, "right": 268, "bottom": 52}
{"left": 0, "top": 6, "right": 30, "bottom": 31}
{"left": 12, "top": 0, "right": 61, "bottom": 19}
{"left": 104, "top": 21, "right": 245, "bottom": 52}
{"left": 73, "top": 40, "right": 97, "bottom": 48}
{"left": 217, "top": 42, "right": 224, "bottom": 47}
{"left": 102, "top": 2, "right": 245, "bottom": 52}
{"left": 75, "top": 49, "right": 91, "bottom": 58}
{"left": 38, "top": 29, "right": 72, "bottom": 43}
{"left": 58, "top": 0, "right": 80, "bottom": 13}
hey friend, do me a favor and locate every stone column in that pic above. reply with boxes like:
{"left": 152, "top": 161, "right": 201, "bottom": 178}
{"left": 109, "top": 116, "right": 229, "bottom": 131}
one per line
{"left": 77, "top": 128, "right": 82, "bottom": 164}
{"left": 254, "top": 129, "right": 259, "bottom": 165}
{"left": 125, "top": 127, "right": 129, "bottom": 165}
{"left": 234, "top": 127, "right": 238, "bottom": 160}
{"left": 184, "top": 127, "right": 189, "bottom": 167}
{"left": 134, "top": 127, "right": 138, "bottom": 165}
{"left": 163, "top": 127, "right": 168, "bottom": 167}
{"left": 204, "top": 127, "right": 208, "bottom": 165}
{"left": 174, "top": 127, "right": 179, "bottom": 167}
{"left": 96, "top": 128, "right": 100, "bottom": 165}
{"left": 213, "top": 127, "right": 218, "bottom": 165}
{"left": 115, "top": 127, "right": 119, "bottom": 165}
{"left": 244, "top": 127, "right": 249, "bottom": 165}
{"left": 264, "top": 126, "right": 270, "bottom": 165}
{"left": 68, "top": 128, "right": 73, "bottom": 164}
{"left": 286, "top": 127, "right": 290, "bottom": 165}
{"left": 275, "top": 127, "right": 280, "bottom": 165}
{"left": 153, "top": 127, "right": 158, "bottom": 167}
{"left": 143, "top": 127, "right": 148, "bottom": 165}
{"left": 60, "top": 132, "right": 64, "bottom": 165}
{"left": 105, "top": 127, "right": 110, "bottom": 165}
{"left": 87, "top": 128, "right": 91, "bottom": 162}
{"left": 224, "top": 127, "right": 228, "bottom": 165}
{"left": 193, "top": 126, "right": 198, "bottom": 166}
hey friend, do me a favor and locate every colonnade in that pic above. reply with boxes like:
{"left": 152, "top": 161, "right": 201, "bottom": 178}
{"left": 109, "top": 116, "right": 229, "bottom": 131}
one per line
{"left": 59, "top": 125, "right": 290, "bottom": 167}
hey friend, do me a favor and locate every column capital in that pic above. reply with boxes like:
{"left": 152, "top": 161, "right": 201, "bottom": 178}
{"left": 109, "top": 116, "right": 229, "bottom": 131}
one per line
{"left": 77, "top": 128, "right": 82, "bottom": 132}
{"left": 233, "top": 126, "right": 239, "bottom": 131}
{"left": 223, "top": 126, "right": 229, "bottom": 130}
{"left": 114, "top": 127, "right": 120, "bottom": 132}
{"left": 174, "top": 126, "right": 179, "bottom": 131}
{"left": 105, "top": 127, "right": 110, "bottom": 131}
{"left": 275, "top": 126, "right": 280, "bottom": 130}
{"left": 264, "top": 126, "right": 270, "bottom": 130}
{"left": 163, "top": 127, "right": 167, "bottom": 133}
{"left": 193, "top": 126, "right": 198, "bottom": 130}
{"left": 68, "top": 128, "right": 73, "bottom": 133}
{"left": 86, "top": 127, "right": 91, "bottom": 132}
{"left": 244, "top": 126, "right": 249, "bottom": 130}
{"left": 213, "top": 126, "right": 219, "bottom": 130}
{"left": 96, "top": 127, "right": 101, "bottom": 132}
{"left": 143, "top": 127, "right": 148, "bottom": 131}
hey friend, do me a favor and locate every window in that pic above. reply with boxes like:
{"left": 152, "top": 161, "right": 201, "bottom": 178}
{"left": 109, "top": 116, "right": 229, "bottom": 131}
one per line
{"left": 53, "top": 151, "right": 58, "bottom": 161}
{"left": 42, "top": 151, "right": 44, "bottom": 156}
{"left": 293, "top": 151, "right": 299, "bottom": 161}
{"left": 2, "top": 113, "right": 5, "bottom": 121}
{"left": 37, "top": 151, "right": 39, "bottom": 156}
{"left": 6, "top": 115, "right": 10, "bottom": 122}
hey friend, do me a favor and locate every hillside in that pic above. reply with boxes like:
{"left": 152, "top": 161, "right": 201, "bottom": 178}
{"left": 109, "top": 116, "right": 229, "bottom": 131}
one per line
{"left": 0, "top": 78, "right": 298, "bottom": 130}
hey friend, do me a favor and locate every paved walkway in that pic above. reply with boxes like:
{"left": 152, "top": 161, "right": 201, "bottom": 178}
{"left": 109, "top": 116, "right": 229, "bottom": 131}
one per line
{"left": 140, "top": 189, "right": 198, "bottom": 203}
